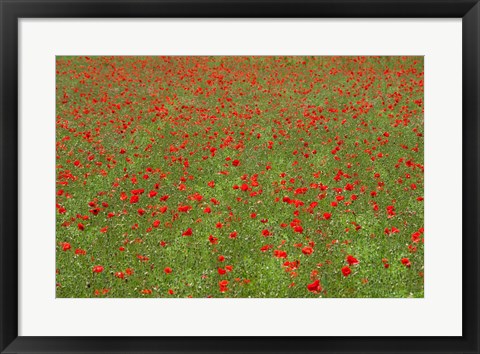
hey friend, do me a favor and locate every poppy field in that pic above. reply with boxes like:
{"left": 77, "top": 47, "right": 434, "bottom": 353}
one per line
{"left": 56, "top": 56, "right": 424, "bottom": 298}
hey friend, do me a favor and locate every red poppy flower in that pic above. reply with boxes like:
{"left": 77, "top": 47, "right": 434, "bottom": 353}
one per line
{"left": 293, "top": 225, "right": 303, "bottom": 233}
{"left": 89, "top": 208, "right": 100, "bottom": 215}
{"left": 164, "top": 267, "right": 172, "bottom": 274}
{"left": 341, "top": 266, "right": 351, "bottom": 277}
{"left": 182, "top": 228, "right": 193, "bottom": 236}
{"left": 411, "top": 232, "right": 421, "bottom": 243}
{"left": 148, "top": 190, "right": 158, "bottom": 198}
{"left": 274, "top": 250, "right": 287, "bottom": 258}
{"left": 302, "top": 246, "right": 313, "bottom": 255}
{"left": 386, "top": 205, "right": 396, "bottom": 218}
{"left": 307, "top": 279, "right": 322, "bottom": 293}
{"left": 260, "top": 244, "right": 273, "bottom": 252}
{"left": 61, "top": 242, "right": 71, "bottom": 251}
{"left": 346, "top": 255, "right": 359, "bottom": 265}
{"left": 401, "top": 258, "right": 411, "bottom": 267}
{"left": 130, "top": 195, "right": 139, "bottom": 204}
{"left": 219, "top": 280, "right": 229, "bottom": 292}
{"left": 178, "top": 205, "right": 192, "bottom": 213}
{"left": 92, "top": 265, "right": 104, "bottom": 273}
{"left": 232, "top": 159, "right": 240, "bottom": 167}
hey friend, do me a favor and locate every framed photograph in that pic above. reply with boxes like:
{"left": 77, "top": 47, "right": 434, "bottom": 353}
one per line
{"left": 1, "top": 0, "right": 478, "bottom": 353}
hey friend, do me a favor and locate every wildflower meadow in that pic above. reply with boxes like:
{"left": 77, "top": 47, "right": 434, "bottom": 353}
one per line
{"left": 56, "top": 56, "right": 424, "bottom": 298}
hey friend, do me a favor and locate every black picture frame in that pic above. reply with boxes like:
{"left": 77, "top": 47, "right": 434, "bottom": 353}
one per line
{"left": 1, "top": 0, "right": 478, "bottom": 353}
